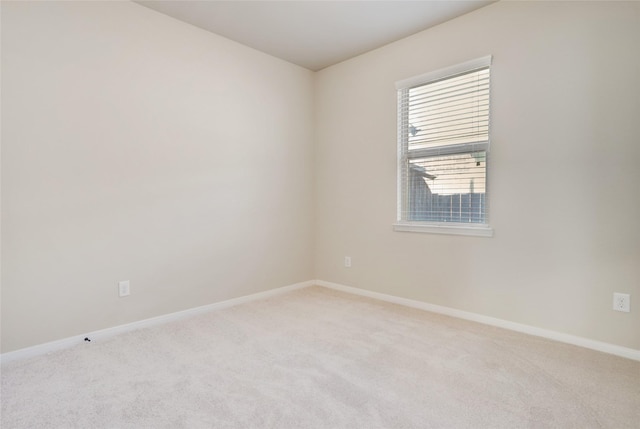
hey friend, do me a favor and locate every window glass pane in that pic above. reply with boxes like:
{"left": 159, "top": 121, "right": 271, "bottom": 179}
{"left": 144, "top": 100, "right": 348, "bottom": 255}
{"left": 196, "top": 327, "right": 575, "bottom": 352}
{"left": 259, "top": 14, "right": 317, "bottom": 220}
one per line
{"left": 407, "top": 152, "right": 486, "bottom": 223}
{"left": 408, "top": 68, "right": 489, "bottom": 150}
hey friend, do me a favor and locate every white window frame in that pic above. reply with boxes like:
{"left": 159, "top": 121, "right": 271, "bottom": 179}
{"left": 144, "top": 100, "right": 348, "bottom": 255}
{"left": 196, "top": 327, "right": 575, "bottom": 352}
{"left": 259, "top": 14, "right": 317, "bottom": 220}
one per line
{"left": 393, "top": 56, "right": 494, "bottom": 237}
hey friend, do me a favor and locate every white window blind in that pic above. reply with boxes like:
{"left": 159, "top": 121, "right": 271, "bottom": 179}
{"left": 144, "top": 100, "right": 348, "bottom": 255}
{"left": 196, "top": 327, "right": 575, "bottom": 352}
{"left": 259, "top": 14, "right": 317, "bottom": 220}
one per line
{"left": 396, "top": 56, "right": 492, "bottom": 234}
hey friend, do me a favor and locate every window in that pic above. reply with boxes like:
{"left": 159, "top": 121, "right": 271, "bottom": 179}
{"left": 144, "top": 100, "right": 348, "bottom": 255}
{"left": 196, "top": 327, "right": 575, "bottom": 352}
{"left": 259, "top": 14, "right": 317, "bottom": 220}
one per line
{"left": 394, "top": 56, "right": 493, "bottom": 237}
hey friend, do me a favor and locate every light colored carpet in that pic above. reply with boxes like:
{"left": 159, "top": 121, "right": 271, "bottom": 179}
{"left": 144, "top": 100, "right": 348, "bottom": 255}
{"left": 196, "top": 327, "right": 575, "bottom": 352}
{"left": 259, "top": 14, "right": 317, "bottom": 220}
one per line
{"left": 2, "top": 286, "right": 639, "bottom": 428}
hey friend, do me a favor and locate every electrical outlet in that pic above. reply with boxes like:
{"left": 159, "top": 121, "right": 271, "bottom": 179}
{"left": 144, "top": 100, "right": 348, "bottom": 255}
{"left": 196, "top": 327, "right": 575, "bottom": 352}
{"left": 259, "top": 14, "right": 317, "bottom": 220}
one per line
{"left": 344, "top": 256, "right": 352, "bottom": 268}
{"left": 613, "top": 293, "right": 630, "bottom": 312}
{"left": 119, "top": 280, "right": 130, "bottom": 297}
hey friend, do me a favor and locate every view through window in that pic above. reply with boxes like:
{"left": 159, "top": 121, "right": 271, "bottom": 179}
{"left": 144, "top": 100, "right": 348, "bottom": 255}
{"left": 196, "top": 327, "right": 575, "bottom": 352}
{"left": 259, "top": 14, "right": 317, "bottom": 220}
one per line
{"left": 397, "top": 57, "right": 491, "bottom": 228}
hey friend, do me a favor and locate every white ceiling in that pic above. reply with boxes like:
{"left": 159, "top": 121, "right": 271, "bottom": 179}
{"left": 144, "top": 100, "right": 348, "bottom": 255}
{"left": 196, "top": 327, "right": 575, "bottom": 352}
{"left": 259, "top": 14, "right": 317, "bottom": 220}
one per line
{"left": 135, "top": 1, "right": 494, "bottom": 71}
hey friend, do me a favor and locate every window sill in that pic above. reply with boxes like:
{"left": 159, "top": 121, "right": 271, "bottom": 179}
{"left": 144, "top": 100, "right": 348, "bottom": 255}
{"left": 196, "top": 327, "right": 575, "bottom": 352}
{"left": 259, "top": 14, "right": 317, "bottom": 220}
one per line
{"left": 393, "top": 222, "right": 493, "bottom": 237}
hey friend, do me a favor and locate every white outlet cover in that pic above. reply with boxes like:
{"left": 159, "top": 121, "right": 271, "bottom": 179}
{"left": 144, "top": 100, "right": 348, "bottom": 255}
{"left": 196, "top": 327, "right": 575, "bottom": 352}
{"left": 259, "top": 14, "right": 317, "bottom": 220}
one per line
{"left": 613, "top": 293, "right": 630, "bottom": 312}
{"left": 119, "top": 280, "right": 131, "bottom": 297}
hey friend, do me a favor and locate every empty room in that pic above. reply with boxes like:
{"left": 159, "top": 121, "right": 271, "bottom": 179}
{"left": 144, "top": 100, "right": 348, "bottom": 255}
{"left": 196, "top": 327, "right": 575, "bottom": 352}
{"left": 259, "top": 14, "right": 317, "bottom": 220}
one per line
{"left": 1, "top": 1, "right": 639, "bottom": 427}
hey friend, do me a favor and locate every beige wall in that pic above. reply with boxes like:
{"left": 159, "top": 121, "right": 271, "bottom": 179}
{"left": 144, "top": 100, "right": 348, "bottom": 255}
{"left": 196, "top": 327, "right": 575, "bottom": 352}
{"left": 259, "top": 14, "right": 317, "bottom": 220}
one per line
{"left": 3, "top": 1, "right": 639, "bottom": 354}
{"left": 1, "top": 1, "right": 315, "bottom": 352}
{"left": 315, "top": 1, "right": 640, "bottom": 349}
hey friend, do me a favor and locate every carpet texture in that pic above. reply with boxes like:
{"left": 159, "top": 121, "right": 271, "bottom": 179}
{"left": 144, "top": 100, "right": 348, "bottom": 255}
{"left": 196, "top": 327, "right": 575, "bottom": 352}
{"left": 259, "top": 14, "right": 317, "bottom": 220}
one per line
{"left": 2, "top": 286, "right": 639, "bottom": 428}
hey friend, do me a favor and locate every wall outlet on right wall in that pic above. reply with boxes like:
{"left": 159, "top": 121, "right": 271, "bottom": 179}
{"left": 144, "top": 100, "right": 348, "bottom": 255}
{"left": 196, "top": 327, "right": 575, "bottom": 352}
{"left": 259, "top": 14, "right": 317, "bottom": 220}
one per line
{"left": 119, "top": 280, "right": 131, "bottom": 297}
{"left": 612, "top": 293, "right": 630, "bottom": 312}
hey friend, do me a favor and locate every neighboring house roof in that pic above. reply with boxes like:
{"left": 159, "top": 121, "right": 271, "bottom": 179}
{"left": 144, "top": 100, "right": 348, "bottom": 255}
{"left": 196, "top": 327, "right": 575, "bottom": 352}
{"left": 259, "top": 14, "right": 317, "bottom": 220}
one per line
{"left": 409, "top": 163, "right": 436, "bottom": 180}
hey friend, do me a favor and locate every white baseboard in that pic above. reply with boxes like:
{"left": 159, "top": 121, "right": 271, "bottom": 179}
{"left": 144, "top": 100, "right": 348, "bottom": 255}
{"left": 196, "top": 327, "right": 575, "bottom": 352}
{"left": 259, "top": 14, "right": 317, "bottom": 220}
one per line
{"left": 1, "top": 280, "right": 314, "bottom": 365}
{"left": 4, "top": 279, "right": 638, "bottom": 364}
{"left": 315, "top": 280, "right": 640, "bottom": 362}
